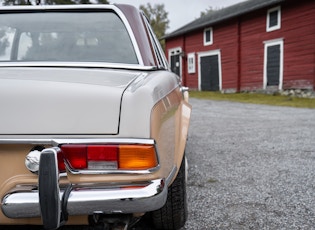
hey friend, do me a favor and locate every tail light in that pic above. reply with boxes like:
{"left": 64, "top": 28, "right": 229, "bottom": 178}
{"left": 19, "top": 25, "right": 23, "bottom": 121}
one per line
{"left": 58, "top": 144, "right": 158, "bottom": 171}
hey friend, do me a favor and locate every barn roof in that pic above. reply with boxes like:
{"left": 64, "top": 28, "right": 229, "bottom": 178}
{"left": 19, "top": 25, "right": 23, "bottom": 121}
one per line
{"left": 164, "top": 0, "right": 285, "bottom": 39}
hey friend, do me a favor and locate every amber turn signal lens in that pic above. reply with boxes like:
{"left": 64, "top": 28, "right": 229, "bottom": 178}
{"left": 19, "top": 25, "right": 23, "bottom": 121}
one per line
{"left": 119, "top": 145, "right": 158, "bottom": 170}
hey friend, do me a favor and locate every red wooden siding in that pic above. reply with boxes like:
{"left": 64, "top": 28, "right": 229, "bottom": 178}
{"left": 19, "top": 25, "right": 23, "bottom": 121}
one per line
{"left": 213, "top": 22, "right": 239, "bottom": 90}
{"left": 181, "top": 32, "right": 201, "bottom": 88}
{"left": 170, "top": 20, "right": 240, "bottom": 90}
{"left": 281, "top": 1, "right": 315, "bottom": 89}
{"left": 165, "top": 0, "right": 315, "bottom": 92}
{"left": 239, "top": 9, "right": 267, "bottom": 91}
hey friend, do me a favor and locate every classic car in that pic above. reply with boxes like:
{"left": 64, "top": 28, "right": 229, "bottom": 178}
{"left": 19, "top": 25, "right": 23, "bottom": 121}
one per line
{"left": 0, "top": 4, "right": 191, "bottom": 230}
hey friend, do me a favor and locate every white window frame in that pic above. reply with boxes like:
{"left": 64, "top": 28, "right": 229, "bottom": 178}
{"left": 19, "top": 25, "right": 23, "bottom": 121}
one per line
{"left": 168, "top": 47, "right": 182, "bottom": 63}
{"left": 187, "top": 53, "right": 195, "bottom": 74}
{"left": 203, "top": 27, "right": 213, "bottom": 46}
{"left": 267, "top": 6, "right": 281, "bottom": 32}
{"left": 168, "top": 47, "right": 182, "bottom": 78}
{"left": 263, "top": 38, "right": 284, "bottom": 90}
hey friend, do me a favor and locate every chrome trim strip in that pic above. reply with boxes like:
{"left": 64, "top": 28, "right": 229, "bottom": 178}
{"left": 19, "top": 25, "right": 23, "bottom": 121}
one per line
{"left": 0, "top": 62, "right": 156, "bottom": 70}
{"left": 53, "top": 138, "right": 155, "bottom": 145}
{"left": 0, "top": 4, "right": 119, "bottom": 10}
{"left": 142, "top": 13, "right": 169, "bottom": 69}
{"left": 2, "top": 179, "right": 167, "bottom": 218}
{"left": 0, "top": 139, "right": 52, "bottom": 145}
{"left": 66, "top": 165, "right": 160, "bottom": 175}
{"left": 165, "top": 166, "right": 177, "bottom": 187}
{"left": 0, "top": 138, "right": 155, "bottom": 145}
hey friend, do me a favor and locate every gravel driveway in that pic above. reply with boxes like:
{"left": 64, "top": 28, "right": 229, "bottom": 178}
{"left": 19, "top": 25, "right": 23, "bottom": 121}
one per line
{"left": 183, "top": 98, "right": 315, "bottom": 229}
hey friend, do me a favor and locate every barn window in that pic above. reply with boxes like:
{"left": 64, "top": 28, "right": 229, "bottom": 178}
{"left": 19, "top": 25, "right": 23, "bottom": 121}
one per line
{"left": 169, "top": 47, "right": 182, "bottom": 78}
{"left": 267, "top": 6, "right": 281, "bottom": 32}
{"left": 187, "top": 53, "right": 195, "bottom": 74}
{"left": 203, "top": 27, "right": 213, "bottom": 46}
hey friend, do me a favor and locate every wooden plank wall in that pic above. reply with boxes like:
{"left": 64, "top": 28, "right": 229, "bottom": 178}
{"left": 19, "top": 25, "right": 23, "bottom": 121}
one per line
{"left": 165, "top": 0, "right": 315, "bottom": 91}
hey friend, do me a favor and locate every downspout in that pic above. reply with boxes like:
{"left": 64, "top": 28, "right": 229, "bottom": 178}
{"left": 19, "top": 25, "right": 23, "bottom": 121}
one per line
{"left": 237, "top": 17, "right": 241, "bottom": 92}
{"left": 182, "top": 34, "right": 186, "bottom": 86}
{"left": 314, "top": 31, "right": 315, "bottom": 91}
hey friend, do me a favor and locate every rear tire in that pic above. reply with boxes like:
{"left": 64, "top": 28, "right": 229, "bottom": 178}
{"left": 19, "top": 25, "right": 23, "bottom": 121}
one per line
{"left": 151, "top": 156, "right": 187, "bottom": 230}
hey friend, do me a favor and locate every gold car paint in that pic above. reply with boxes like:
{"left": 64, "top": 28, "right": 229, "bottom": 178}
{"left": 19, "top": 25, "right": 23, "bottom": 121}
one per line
{"left": 66, "top": 88, "right": 185, "bottom": 185}
{"left": 0, "top": 90, "right": 190, "bottom": 225}
{"left": 0, "top": 145, "right": 89, "bottom": 224}
{"left": 150, "top": 87, "right": 191, "bottom": 185}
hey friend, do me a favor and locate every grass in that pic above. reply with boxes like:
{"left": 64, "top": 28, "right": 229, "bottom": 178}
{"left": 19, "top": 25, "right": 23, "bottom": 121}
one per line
{"left": 189, "top": 91, "right": 315, "bottom": 109}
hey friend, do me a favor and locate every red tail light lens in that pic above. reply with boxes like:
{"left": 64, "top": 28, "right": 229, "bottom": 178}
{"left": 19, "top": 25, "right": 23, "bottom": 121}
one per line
{"left": 57, "top": 151, "right": 66, "bottom": 172}
{"left": 60, "top": 145, "right": 87, "bottom": 169}
{"left": 87, "top": 145, "right": 118, "bottom": 161}
{"left": 87, "top": 145, "right": 118, "bottom": 170}
{"left": 58, "top": 144, "right": 158, "bottom": 171}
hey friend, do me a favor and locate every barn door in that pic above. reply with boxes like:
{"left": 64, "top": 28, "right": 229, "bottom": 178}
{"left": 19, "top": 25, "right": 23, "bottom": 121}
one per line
{"left": 267, "top": 45, "right": 280, "bottom": 86}
{"left": 200, "top": 54, "right": 220, "bottom": 91}
{"left": 264, "top": 40, "right": 283, "bottom": 89}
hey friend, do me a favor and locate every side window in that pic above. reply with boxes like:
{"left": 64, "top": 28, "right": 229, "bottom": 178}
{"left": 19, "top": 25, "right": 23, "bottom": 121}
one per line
{"left": 142, "top": 13, "right": 168, "bottom": 69}
{"left": 204, "top": 27, "right": 213, "bottom": 46}
{"left": 267, "top": 6, "right": 281, "bottom": 32}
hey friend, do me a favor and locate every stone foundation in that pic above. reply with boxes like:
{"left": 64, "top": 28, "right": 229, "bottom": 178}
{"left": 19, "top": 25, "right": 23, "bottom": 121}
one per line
{"left": 280, "top": 89, "right": 315, "bottom": 98}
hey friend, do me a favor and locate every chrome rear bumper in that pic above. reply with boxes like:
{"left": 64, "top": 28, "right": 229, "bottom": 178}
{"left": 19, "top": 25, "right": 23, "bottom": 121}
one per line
{"left": 1, "top": 179, "right": 166, "bottom": 219}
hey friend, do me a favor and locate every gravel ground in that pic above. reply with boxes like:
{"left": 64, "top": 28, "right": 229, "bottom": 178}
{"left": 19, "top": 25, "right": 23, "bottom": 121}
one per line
{"left": 182, "top": 98, "right": 315, "bottom": 229}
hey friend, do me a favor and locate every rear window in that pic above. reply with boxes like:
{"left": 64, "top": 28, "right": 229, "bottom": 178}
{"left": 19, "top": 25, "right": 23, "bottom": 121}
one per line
{"left": 0, "top": 11, "right": 138, "bottom": 64}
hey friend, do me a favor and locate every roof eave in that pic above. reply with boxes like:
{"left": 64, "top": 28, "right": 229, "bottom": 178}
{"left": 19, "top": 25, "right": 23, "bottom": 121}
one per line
{"left": 164, "top": 0, "right": 285, "bottom": 40}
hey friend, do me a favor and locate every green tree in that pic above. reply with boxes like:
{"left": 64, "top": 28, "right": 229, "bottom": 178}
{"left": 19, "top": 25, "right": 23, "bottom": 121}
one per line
{"left": 2, "top": 0, "right": 32, "bottom": 5}
{"left": 95, "top": 0, "right": 108, "bottom": 4}
{"left": 140, "top": 3, "right": 169, "bottom": 49}
{"left": 200, "top": 6, "right": 221, "bottom": 17}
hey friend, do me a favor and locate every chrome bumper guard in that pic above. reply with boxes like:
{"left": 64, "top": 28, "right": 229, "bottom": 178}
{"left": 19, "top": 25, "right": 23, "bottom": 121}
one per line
{"left": 2, "top": 179, "right": 167, "bottom": 219}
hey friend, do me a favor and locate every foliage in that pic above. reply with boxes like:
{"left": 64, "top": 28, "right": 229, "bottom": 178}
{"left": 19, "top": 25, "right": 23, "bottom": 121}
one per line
{"left": 2, "top": 0, "right": 31, "bottom": 5}
{"left": 189, "top": 91, "right": 315, "bottom": 109}
{"left": 140, "top": 3, "right": 169, "bottom": 49}
{"left": 200, "top": 6, "right": 221, "bottom": 17}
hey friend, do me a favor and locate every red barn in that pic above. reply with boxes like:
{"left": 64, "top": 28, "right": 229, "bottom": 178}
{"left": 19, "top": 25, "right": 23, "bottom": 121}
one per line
{"left": 164, "top": 0, "right": 315, "bottom": 94}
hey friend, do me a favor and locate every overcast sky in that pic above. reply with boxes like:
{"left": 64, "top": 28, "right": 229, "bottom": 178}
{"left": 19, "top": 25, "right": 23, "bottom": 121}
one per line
{"left": 111, "top": 0, "right": 248, "bottom": 32}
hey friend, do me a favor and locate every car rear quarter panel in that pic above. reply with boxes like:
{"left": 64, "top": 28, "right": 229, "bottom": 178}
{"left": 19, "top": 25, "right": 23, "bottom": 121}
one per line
{"left": 0, "top": 74, "right": 191, "bottom": 225}
{"left": 121, "top": 70, "right": 191, "bottom": 183}
{"left": 65, "top": 70, "right": 190, "bottom": 184}
{"left": 151, "top": 88, "right": 191, "bottom": 184}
